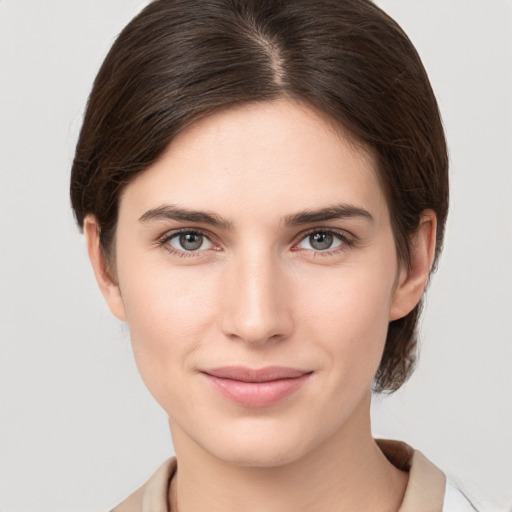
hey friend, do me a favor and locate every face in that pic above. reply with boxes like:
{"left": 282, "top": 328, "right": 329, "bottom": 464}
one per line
{"left": 100, "top": 99, "right": 412, "bottom": 467}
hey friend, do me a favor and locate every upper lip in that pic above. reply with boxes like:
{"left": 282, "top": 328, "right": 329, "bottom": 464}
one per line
{"left": 202, "top": 366, "right": 311, "bottom": 383}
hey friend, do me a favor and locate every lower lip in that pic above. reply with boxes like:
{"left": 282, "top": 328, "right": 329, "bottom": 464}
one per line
{"left": 203, "top": 373, "right": 311, "bottom": 407}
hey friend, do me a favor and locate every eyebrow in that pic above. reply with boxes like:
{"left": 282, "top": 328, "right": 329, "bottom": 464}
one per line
{"left": 283, "top": 204, "right": 374, "bottom": 225}
{"left": 138, "top": 203, "right": 373, "bottom": 229}
{"left": 139, "top": 205, "right": 234, "bottom": 229}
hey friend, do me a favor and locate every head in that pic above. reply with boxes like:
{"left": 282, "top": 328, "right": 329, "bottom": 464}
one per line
{"left": 70, "top": 0, "right": 448, "bottom": 463}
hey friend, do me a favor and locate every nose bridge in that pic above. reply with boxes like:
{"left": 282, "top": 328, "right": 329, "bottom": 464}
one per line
{"left": 221, "top": 244, "right": 292, "bottom": 344}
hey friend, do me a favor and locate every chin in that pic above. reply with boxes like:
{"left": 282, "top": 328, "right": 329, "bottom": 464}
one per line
{"left": 195, "top": 418, "right": 321, "bottom": 469}
{"left": 211, "top": 441, "right": 307, "bottom": 469}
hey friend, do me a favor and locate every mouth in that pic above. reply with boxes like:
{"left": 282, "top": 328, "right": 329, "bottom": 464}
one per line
{"left": 201, "top": 366, "right": 313, "bottom": 407}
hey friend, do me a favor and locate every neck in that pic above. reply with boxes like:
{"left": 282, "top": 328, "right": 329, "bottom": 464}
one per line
{"left": 168, "top": 393, "right": 407, "bottom": 512}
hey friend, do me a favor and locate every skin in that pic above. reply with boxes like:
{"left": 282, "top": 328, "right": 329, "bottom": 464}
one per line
{"left": 85, "top": 99, "right": 436, "bottom": 512}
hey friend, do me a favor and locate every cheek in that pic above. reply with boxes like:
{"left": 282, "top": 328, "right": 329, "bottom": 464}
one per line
{"left": 296, "top": 261, "right": 396, "bottom": 376}
{"left": 117, "top": 265, "right": 220, "bottom": 402}
{"left": 121, "top": 263, "right": 218, "bottom": 333}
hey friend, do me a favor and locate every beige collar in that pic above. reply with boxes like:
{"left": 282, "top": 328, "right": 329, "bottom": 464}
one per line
{"left": 111, "top": 440, "right": 446, "bottom": 512}
{"left": 377, "top": 439, "right": 446, "bottom": 512}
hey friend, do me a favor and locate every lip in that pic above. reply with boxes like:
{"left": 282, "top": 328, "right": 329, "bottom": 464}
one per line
{"left": 201, "top": 366, "right": 312, "bottom": 407}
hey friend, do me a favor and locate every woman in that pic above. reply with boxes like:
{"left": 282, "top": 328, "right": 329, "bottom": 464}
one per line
{"left": 70, "top": 0, "right": 483, "bottom": 510}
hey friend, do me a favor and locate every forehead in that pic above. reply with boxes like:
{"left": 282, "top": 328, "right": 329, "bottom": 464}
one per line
{"left": 120, "top": 99, "right": 388, "bottom": 225}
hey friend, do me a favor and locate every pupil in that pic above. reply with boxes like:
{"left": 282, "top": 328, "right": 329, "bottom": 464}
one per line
{"left": 180, "top": 233, "right": 203, "bottom": 250}
{"left": 310, "top": 232, "right": 333, "bottom": 250}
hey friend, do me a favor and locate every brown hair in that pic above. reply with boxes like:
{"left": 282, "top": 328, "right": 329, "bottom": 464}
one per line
{"left": 70, "top": 0, "right": 449, "bottom": 392}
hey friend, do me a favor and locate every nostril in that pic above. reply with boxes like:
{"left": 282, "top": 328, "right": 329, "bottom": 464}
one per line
{"left": 221, "top": 312, "right": 294, "bottom": 345}
{"left": 219, "top": 259, "right": 294, "bottom": 344}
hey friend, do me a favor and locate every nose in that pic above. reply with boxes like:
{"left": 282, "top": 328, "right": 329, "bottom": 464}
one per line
{"left": 220, "top": 249, "right": 294, "bottom": 345}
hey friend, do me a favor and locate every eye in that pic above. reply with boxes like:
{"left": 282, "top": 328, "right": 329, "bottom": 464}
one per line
{"left": 296, "top": 230, "right": 349, "bottom": 252}
{"left": 165, "top": 231, "right": 215, "bottom": 252}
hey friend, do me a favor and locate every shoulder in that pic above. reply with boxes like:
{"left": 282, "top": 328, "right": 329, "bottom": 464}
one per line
{"left": 109, "top": 458, "right": 176, "bottom": 512}
{"left": 377, "top": 439, "right": 499, "bottom": 512}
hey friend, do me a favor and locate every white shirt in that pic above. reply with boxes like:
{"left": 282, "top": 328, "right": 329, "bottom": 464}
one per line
{"left": 444, "top": 479, "right": 500, "bottom": 512}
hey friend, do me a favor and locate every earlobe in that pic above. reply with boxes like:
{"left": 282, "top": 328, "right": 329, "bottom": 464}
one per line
{"left": 389, "top": 210, "right": 437, "bottom": 321}
{"left": 83, "top": 216, "right": 127, "bottom": 322}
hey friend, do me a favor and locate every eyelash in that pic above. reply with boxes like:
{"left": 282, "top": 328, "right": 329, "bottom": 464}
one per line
{"left": 156, "top": 228, "right": 355, "bottom": 259}
{"left": 293, "top": 228, "right": 355, "bottom": 257}
{"left": 157, "top": 228, "right": 216, "bottom": 259}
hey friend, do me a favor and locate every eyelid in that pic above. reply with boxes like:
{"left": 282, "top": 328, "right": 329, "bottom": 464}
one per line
{"left": 155, "top": 226, "right": 355, "bottom": 258}
{"left": 158, "top": 227, "right": 210, "bottom": 242}
{"left": 291, "top": 227, "right": 355, "bottom": 251}
{"left": 157, "top": 227, "right": 221, "bottom": 255}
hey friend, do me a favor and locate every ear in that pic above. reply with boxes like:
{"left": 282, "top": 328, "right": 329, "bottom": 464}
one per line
{"left": 389, "top": 210, "right": 437, "bottom": 321}
{"left": 84, "top": 215, "right": 127, "bottom": 322}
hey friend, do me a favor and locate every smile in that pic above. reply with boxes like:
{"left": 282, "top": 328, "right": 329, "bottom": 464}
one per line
{"left": 201, "top": 366, "right": 313, "bottom": 407}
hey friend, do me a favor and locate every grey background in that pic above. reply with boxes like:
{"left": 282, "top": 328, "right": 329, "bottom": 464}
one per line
{"left": 1, "top": 1, "right": 511, "bottom": 510}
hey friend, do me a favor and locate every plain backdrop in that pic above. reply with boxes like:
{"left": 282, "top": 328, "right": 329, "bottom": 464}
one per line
{"left": 1, "top": 1, "right": 511, "bottom": 510}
